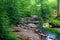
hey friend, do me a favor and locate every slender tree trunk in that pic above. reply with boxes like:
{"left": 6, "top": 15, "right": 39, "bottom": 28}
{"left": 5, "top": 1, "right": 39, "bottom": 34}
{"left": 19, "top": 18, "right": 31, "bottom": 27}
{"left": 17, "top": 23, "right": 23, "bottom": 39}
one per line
{"left": 57, "top": 0, "right": 60, "bottom": 17}
{"left": 39, "top": 0, "right": 43, "bottom": 26}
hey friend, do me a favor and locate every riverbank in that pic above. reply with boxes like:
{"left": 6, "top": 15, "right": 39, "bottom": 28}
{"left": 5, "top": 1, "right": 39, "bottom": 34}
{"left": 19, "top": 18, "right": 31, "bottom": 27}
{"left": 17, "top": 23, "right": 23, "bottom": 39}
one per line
{"left": 13, "top": 15, "right": 60, "bottom": 40}
{"left": 13, "top": 26, "right": 41, "bottom": 40}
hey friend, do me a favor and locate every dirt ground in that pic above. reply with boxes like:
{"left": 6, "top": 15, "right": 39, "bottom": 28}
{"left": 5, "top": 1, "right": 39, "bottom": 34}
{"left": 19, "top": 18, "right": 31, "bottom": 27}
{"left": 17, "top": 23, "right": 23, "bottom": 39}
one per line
{"left": 13, "top": 26, "right": 41, "bottom": 40}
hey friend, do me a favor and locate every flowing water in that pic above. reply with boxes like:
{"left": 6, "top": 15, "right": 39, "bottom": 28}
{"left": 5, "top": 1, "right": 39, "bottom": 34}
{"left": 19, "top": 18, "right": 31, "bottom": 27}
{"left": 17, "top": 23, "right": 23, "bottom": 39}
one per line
{"left": 45, "top": 32, "right": 59, "bottom": 40}
{"left": 36, "top": 27, "right": 59, "bottom": 40}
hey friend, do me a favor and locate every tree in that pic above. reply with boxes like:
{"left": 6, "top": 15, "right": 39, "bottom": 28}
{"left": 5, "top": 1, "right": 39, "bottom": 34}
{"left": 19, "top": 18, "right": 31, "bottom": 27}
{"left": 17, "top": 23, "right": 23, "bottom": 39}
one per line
{"left": 38, "top": 0, "right": 57, "bottom": 26}
{"left": 0, "top": 0, "right": 19, "bottom": 40}
{"left": 57, "top": 0, "right": 60, "bottom": 19}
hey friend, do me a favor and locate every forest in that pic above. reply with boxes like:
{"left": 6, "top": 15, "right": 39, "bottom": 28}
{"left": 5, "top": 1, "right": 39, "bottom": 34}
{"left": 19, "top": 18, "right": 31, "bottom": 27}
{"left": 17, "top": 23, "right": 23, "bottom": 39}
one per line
{"left": 0, "top": 0, "right": 60, "bottom": 40}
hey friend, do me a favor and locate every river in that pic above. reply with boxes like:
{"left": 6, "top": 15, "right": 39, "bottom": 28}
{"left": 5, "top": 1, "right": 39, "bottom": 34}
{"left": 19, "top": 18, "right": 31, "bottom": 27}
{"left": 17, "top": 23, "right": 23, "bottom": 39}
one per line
{"left": 36, "top": 27, "right": 60, "bottom": 40}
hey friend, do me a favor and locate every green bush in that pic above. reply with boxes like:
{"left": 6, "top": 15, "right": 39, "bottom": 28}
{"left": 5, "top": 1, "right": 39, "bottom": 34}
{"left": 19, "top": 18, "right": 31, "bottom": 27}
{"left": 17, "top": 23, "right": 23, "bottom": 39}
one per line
{"left": 0, "top": 0, "right": 19, "bottom": 40}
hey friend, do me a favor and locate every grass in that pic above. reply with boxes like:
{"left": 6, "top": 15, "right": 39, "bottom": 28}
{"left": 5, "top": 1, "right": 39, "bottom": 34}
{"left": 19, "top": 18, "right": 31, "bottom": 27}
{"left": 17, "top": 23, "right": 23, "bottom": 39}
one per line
{"left": 39, "top": 18, "right": 60, "bottom": 36}
{"left": 47, "top": 18, "right": 60, "bottom": 26}
{"left": 42, "top": 27, "right": 60, "bottom": 36}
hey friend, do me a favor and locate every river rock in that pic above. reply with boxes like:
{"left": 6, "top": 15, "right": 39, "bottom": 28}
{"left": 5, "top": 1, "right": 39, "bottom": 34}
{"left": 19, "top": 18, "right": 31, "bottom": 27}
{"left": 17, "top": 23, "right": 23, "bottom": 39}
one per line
{"left": 27, "top": 23, "right": 38, "bottom": 28}
{"left": 46, "top": 36, "right": 55, "bottom": 40}
{"left": 15, "top": 15, "right": 39, "bottom": 29}
{"left": 32, "top": 21, "right": 39, "bottom": 24}
{"left": 28, "top": 37, "right": 34, "bottom": 40}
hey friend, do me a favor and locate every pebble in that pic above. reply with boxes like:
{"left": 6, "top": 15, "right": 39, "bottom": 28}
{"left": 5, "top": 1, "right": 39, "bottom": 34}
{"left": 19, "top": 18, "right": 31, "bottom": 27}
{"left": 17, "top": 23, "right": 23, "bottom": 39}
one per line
{"left": 24, "top": 30, "right": 27, "bottom": 32}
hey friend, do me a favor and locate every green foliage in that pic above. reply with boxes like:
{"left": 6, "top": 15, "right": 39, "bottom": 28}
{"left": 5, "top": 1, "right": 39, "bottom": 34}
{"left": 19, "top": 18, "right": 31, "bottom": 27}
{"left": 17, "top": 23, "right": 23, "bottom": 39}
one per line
{"left": 47, "top": 18, "right": 60, "bottom": 26}
{"left": 38, "top": 0, "right": 60, "bottom": 36}
{"left": 0, "top": 0, "right": 59, "bottom": 40}
{"left": 43, "top": 27, "right": 60, "bottom": 36}
{"left": 0, "top": 0, "right": 19, "bottom": 40}
{"left": 39, "top": 0, "right": 57, "bottom": 21}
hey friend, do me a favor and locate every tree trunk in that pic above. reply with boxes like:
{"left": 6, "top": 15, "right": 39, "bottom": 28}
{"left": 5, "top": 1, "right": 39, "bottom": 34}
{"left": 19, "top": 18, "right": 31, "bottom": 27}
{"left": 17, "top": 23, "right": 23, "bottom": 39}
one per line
{"left": 57, "top": 0, "right": 60, "bottom": 17}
